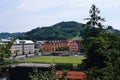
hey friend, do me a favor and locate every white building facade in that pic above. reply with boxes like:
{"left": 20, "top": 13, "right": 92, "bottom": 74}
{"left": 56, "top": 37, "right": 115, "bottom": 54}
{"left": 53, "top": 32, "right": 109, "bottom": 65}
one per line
{"left": 11, "top": 40, "right": 34, "bottom": 55}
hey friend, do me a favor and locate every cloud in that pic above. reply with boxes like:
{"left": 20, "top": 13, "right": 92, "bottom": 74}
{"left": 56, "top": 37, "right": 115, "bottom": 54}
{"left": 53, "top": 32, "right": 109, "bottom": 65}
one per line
{"left": 0, "top": 0, "right": 120, "bottom": 32}
{"left": 18, "top": 0, "right": 67, "bottom": 12}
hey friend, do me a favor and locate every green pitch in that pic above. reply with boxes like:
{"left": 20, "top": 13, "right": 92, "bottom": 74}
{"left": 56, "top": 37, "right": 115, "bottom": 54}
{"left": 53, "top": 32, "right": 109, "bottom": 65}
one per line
{"left": 19, "top": 56, "right": 85, "bottom": 64}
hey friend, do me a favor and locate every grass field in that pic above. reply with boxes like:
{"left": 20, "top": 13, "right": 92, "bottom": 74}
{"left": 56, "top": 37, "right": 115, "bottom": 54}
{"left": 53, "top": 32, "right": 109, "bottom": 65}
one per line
{"left": 19, "top": 56, "right": 85, "bottom": 64}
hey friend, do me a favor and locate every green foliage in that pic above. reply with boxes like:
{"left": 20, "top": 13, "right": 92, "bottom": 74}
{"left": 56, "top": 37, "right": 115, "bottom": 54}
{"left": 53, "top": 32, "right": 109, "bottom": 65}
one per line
{"left": 85, "top": 4, "right": 105, "bottom": 28}
{"left": 83, "top": 4, "right": 120, "bottom": 80}
{"left": 0, "top": 38, "right": 15, "bottom": 71}
{"left": 84, "top": 32, "right": 120, "bottom": 69}
{"left": 83, "top": 4, "right": 105, "bottom": 69}
{"left": 83, "top": 4, "right": 105, "bottom": 40}
{"left": 29, "top": 66, "right": 57, "bottom": 80}
{"left": 19, "top": 21, "right": 85, "bottom": 40}
{"left": 0, "top": 21, "right": 119, "bottom": 40}
{"left": 55, "top": 63, "right": 73, "bottom": 70}
{"left": 55, "top": 46, "right": 69, "bottom": 51}
{"left": 0, "top": 38, "right": 15, "bottom": 60}
{"left": 29, "top": 65, "right": 70, "bottom": 80}
{"left": 0, "top": 32, "right": 22, "bottom": 39}
{"left": 83, "top": 32, "right": 120, "bottom": 79}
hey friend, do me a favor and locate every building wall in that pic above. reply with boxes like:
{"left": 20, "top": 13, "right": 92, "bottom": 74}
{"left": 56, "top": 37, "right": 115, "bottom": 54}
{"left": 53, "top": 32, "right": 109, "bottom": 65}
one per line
{"left": 24, "top": 44, "right": 34, "bottom": 54}
{"left": 69, "top": 41, "right": 78, "bottom": 52}
{"left": 42, "top": 40, "right": 68, "bottom": 52}
{"left": 76, "top": 40, "right": 83, "bottom": 52}
{"left": 11, "top": 40, "right": 34, "bottom": 55}
{"left": 43, "top": 43, "right": 53, "bottom": 52}
{"left": 38, "top": 40, "right": 83, "bottom": 53}
{"left": 36, "top": 41, "right": 46, "bottom": 51}
{"left": 11, "top": 45, "right": 22, "bottom": 55}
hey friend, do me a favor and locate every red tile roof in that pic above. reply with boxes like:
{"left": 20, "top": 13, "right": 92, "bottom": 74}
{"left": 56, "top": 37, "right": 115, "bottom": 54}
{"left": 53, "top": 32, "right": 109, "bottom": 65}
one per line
{"left": 56, "top": 70, "right": 86, "bottom": 80}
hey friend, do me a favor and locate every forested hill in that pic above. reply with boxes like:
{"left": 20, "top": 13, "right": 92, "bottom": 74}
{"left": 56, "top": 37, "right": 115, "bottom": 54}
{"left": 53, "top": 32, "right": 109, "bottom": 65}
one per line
{"left": 0, "top": 21, "right": 120, "bottom": 40}
{"left": 19, "top": 21, "right": 85, "bottom": 40}
{"left": 0, "top": 32, "right": 22, "bottom": 39}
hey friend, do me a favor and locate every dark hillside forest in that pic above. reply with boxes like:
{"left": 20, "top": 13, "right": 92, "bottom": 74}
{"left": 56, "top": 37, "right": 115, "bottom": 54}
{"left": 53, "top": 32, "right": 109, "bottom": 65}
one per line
{"left": 0, "top": 21, "right": 120, "bottom": 40}
{"left": 19, "top": 21, "right": 85, "bottom": 40}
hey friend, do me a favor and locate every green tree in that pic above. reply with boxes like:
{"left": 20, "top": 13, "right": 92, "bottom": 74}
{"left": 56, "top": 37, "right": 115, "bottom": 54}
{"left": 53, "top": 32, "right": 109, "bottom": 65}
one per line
{"left": 55, "top": 46, "right": 69, "bottom": 51}
{"left": 29, "top": 67, "right": 69, "bottom": 80}
{"left": 29, "top": 65, "right": 57, "bottom": 80}
{"left": 84, "top": 4, "right": 105, "bottom": 40}
{"left": 83, "top": 4, "right": 106, "bottom": 70}
{"left": 0, "top": 38, "right": 15, "bottom": 70}
{"left": 83, "top": 4, "right": 120, "bottom": 80}
{"left": 83, "top": 32, "right": 120, "bottom": 80}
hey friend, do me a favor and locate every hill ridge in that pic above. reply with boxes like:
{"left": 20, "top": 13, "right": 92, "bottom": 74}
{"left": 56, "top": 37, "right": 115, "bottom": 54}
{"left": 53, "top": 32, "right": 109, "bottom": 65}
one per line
{"left": 0, "top": 21, "right": 120, "bottom": 40}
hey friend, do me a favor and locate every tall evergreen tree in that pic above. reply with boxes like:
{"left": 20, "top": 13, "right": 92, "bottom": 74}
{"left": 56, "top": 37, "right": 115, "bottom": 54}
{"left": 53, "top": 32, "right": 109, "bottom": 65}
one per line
{"left": 83, "top": 4, "right": 106, "bottom": 70}
{"left": 85, "top": 4, "right": 105, "bottom": 28}
{"left": 82, "top": 4, "right": 120, "bottom": 80}
{"left": 84, "top": 4, "right": 105, "bottom": 39}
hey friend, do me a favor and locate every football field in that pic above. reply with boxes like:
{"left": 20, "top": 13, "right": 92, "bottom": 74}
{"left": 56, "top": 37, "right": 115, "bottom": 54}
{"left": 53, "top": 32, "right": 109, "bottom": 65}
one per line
{"left": 19, "top": 56, "right": 85, "bottom": 64}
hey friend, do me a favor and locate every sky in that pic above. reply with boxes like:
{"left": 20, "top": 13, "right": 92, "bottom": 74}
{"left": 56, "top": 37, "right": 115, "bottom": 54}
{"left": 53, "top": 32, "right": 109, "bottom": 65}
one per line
{"left": 0, "top": 0, "right": 120, "bottom": 33}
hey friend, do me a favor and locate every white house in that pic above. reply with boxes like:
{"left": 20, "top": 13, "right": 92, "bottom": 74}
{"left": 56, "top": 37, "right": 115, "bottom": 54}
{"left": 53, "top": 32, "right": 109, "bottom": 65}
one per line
{"left": 11, "top": 40, "right": 34, "bottom": 55}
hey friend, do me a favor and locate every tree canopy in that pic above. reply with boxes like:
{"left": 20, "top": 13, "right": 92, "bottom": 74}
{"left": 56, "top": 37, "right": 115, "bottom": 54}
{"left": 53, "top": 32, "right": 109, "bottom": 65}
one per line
{"left": 0, "top": 38, "right": 15, "bottom": 71}
{"left": 83, "top": 4, "right": 120, "bottom": 80}
{"left": 83, "top": 32, "right": 120, "bottom": 80}
{"left": 83, "top": 4, "right": 105, "bottom": 40}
